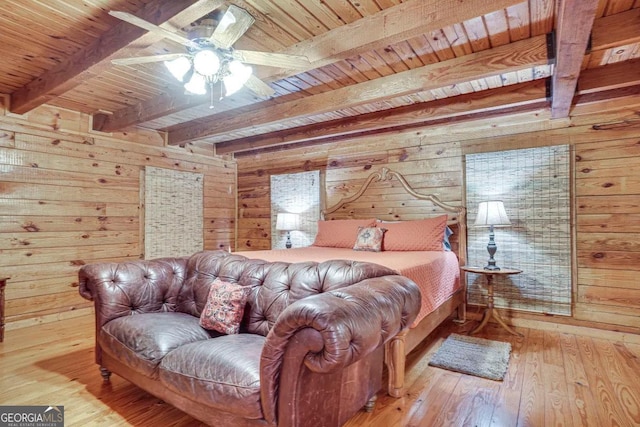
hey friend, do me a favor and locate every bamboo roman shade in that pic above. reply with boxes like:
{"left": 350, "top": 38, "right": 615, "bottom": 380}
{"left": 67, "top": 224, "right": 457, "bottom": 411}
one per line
{"left": 465, "top": 145, "right": 572, "bottom": 315}
{"left": 143, "top": 166, "right": 204, "bottom": 259}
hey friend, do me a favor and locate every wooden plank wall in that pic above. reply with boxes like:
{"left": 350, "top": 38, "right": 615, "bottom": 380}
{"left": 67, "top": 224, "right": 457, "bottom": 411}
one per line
{"left": 0, "top": 100, "right": 237, "bottom": 331}
{"left": 236, "top": 104, "right": 640, "bottom": 335}
{"left": 236, "top": 132, "right": 464, "bottom": 250}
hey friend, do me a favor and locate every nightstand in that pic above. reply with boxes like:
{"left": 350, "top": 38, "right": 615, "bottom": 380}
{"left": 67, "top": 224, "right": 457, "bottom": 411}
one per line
{"left": 461, "top": 266, "right": 522, "bottom": 337}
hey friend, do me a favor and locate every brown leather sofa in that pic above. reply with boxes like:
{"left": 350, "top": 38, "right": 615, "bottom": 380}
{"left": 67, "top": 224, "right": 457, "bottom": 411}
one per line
{"left": 78, "top": 250, "right": 420, "bottom": 427}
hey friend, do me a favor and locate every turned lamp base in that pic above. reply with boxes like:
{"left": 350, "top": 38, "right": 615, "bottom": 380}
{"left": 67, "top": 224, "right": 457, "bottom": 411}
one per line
{"left": 484, "top": 224, "right": 501, "bottom": 271}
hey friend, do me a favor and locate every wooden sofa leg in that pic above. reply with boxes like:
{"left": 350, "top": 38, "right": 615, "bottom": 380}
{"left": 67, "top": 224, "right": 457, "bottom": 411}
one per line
{"left": 364, "top": 395, "right": 377, "bottom": 413}
{"left": 384, "top": 330, "right": 407, "bottom": 398}
{"left": 100, "top": 367, "right": 112, "bottom": 383}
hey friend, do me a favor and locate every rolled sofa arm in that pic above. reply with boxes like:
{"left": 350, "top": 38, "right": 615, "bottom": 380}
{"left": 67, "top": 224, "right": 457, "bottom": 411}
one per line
{"left": 260, "top": 274, "right": 421, "bottom": 424}
{"left": 78, "top": 258, "right": 187, "bottom": 329}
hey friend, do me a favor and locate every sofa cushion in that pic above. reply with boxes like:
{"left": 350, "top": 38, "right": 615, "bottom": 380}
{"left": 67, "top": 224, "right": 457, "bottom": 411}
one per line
{"left": 159, "top": 334, "right": 265, "bottom": 419}
{"left": 100, "top": 312, "right": 214, "bottom": 378}
{"left": 199, "top": 278, "right": 251, "bottom": 334}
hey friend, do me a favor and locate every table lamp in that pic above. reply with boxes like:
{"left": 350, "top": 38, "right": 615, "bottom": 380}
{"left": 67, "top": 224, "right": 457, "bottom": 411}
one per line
{"left": 474, "top": 200, "right": 511, "bottom": 270}
{"left": 276, "top": 213, "right": 300, "bottom": 249}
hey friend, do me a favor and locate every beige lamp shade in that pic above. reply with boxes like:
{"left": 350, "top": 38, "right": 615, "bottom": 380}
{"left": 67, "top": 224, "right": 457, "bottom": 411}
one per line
{"left": 276, "top": 213, "right": 300, "bottom": 231}
{"left": 474, "top": 201, "right": 511, "bottom": 227}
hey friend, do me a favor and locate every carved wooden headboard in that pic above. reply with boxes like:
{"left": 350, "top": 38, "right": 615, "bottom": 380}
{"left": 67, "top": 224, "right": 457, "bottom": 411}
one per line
{"left": 322, "top": 167, "right": 466, "bottom": 265}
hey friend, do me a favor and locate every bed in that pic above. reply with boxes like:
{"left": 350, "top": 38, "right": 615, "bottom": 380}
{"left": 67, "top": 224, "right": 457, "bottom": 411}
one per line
{"left": 239, "top": 167, "right": 467, "bottom": 397}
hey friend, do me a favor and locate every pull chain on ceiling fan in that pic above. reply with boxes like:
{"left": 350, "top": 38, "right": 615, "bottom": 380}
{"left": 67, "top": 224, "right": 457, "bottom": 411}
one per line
{"left": 110, "top": 5, "right": 311, "bottom": 107}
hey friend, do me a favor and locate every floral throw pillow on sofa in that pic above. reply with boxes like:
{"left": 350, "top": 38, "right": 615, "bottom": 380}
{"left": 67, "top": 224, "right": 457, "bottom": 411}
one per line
{"left": 199, "top": 278, "right": 251, "bottom": 334}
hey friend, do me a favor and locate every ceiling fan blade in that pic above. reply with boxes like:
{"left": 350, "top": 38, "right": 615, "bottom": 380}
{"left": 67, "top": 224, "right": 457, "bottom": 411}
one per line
{"left": 209, "top": 5, "right": 255, "bottom": 49}
{"left": 109, "top": 11, "right": 200, "bottom": 50}
{"left": 233, "top": 50, "right": 311, "bottom": 69}
{"left": 112, "top": 53, "right": 187, "bottom": 66}
{"left": 244, "top": 75, "right": 275, "bottom": 98}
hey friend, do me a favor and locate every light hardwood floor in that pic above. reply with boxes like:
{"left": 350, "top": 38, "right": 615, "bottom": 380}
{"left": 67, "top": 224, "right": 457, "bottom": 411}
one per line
{"left": 1, "top": 315, "right": 639, "bottom": 426}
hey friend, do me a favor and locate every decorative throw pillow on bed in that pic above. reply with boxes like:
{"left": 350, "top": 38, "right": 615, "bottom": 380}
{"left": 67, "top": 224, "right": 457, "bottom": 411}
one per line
{"left": 313, "top": 218, "right": 377, "bottom": 248}
{"left": 199, "top": 278, "right": 251, "bottom": 334}
{"left": 377, "top": 219, "right": 454, "bottom": 251}
{"left": 443, "top": 225, "right": 454, "bottom": 251}
{"left": 353, "top": 226, "right": 386, "bottom": 252}
{"left": 381, "top": 215, "right": 448, "bottom": 251}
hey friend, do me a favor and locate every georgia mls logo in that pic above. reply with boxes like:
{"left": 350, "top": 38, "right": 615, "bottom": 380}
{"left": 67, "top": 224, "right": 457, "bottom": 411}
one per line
{"left": 0, "top": 405, "right": 64, "bottom": 427}
{"left": 44, "top": 406, "right": 64, "bottom": 419}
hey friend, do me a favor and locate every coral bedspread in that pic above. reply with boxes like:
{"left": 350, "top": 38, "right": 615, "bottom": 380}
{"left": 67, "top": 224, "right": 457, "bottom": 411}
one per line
{"left": 238, "top": 246, "right": 460, "bottom": 327}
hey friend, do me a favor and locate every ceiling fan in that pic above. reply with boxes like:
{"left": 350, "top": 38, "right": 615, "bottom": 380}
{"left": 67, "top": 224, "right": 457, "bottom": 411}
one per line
{"left": 109, "top": 5, "right": 311, "bottom": 106}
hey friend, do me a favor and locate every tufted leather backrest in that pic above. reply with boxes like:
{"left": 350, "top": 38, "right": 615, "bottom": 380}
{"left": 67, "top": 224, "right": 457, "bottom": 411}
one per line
{"left": 243, "top": 259, "right": 399, "bottom": 336}
{"left": 81, "top": 250, "right": 401, "bottom": 337}
{"left": 176, "top": 251, "right": 268, "bottom": 316}
{"left": 179, "top": 251, "right": 398, "bottom": 337}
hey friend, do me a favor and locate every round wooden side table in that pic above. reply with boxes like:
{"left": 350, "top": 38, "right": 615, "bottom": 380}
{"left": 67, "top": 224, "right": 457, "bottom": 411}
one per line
{"left": 461, "top": 266, "right": 522, "bottom": 337}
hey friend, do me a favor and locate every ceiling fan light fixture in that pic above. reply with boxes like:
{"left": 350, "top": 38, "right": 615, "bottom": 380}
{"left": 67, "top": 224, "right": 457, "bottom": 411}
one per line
{"left": 193, "top": 49, "right": 220, "bottom": 76}
{"left": 165, "top": 56, "right": 191, "bottom": 81}
{"left": 223, "top": 60, "right": 252, "bottom": 96}
{"left": 184, "top": 72, "right": 207, "bottom": 95}
{"left": 111, "top": 7, "right": 297, "bottom": 102}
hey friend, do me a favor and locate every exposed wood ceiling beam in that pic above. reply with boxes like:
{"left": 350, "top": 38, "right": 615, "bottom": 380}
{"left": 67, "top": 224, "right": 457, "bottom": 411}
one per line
{"left": 169, "top": 34, "right": 550, "bottom": 145}
{"left": 577, "top": 59, "right": 640, "bottom": 95}
{"left": 216, "top": 79, "right": 549, "bottom": 154}
{"left": 9, "top": 0, "right": 209, "bottom": 115}
{"left": 573, "top": 85, "right": 640, "bottom": 114}
{"left": 234, "top": 84, "right": 640, "bottom": 158}
{"left": 234, "top": 102, "right": 552, "bottom": 157}
{"left": 591, "top": 8, "right": 640, "bottom": 50}
{"left": 550, "top": 0, "right": 599, "bottom": 119}
{"left": 91, "top": 0, "right": 524, "bottom": 132}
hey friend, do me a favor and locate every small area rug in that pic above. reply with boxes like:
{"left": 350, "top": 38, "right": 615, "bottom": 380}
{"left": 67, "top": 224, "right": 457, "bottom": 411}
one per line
{"left": 428, "top": 333, "right": 511, "bottom": 381}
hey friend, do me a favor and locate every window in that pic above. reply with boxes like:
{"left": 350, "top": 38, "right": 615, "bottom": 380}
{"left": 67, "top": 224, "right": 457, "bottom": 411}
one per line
{"left": 143, "top": 166, "right": 203, "bottom": 259}
{"left": 465, "top": 145, "right": 572, "bottom": 315}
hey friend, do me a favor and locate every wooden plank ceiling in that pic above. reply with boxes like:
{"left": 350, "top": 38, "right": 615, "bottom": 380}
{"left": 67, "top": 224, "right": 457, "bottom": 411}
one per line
{"left": 0, "top": 0, "right": 638, "bottom": 155}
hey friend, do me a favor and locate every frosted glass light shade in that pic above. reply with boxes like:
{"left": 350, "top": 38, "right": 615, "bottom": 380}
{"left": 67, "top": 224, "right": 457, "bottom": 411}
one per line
{"left": 192, "top": 49, "right": 220, "bottom": 76}
{"left": 276, "top": 213, "right": 300, "bottom": 231}
{"left": 184, "top": 73, "right": 207, "bottom": 95}
{"left": 474, "top": 201, "right": 511, "bottom": 227}
{"left": 223, "top": 60, "right": 252, "bottom": 96}
{"left": 164, "top": 56, "right": 191, "bottom": 81}
{"left": 165, "top": 48, "right": 251, "bottom": 100}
